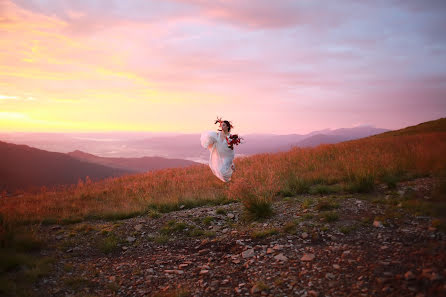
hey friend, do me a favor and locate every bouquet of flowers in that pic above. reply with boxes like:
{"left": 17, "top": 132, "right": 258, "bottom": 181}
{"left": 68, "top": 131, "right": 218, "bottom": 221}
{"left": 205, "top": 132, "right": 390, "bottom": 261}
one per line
{"left": 226, "top": 134, "right": 242, "bottom": 150}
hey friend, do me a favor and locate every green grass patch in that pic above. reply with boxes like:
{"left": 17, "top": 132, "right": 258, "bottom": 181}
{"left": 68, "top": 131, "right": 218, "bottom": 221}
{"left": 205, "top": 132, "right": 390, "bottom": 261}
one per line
{"left": 315, "top": 199, "right": 339, "bottom": 211}
{"left": 202, "top": 216, "right": 215, "bottom": 225}
{"left": 280, "top": 175, "right": 311, "bottom": 196}
{"left": 216, "top": 208, "right": 227, "bottom": 215}
{"left": 301, "top": 198, "right": 314, "bottom": 209}
{"left": 251, "top": 228, "right": 279, "bottom": 239}
{"left": 345, "top": 174, "right": 375, "bottom": 193}
{"left": 154, "top": 234, "right": 169, "bottom": 244}
{"left": 282, "top": 221, "right": 297, "bottom": 234}
{"left": 243, "top": 199, "right": 273, "bottom": 221}
{"left": 96, "top": 233, "right": 120, "bottom": 254}
{"left": 309, "top": 184, "right": 342, "bottom": 195}
{"left": 160, "top": 220, "right": 189, "bottom": 235}
{"left": 339, "top": 224, "right": 358, "bottom": 234}
{"left": 148, "top": 197, "right": 231, "bottom": 214}
{"left": 320, "top": 211, "right": 339, "bottom": 222}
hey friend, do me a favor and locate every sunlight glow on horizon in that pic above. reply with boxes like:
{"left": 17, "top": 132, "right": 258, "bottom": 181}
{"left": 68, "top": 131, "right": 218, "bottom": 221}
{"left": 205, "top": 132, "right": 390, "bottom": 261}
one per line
{"left": 1, "top": 0, "right": 445, "bottom": 134}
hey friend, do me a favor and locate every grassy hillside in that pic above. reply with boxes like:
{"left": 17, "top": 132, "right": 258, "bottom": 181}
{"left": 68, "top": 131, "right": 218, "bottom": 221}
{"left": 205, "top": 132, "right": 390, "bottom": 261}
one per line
{"left": 1, "top": 118, "right": 445, "bottom": 226}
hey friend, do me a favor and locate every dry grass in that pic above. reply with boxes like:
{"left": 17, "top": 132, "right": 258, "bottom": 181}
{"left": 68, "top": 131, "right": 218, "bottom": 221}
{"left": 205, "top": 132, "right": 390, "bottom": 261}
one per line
{"left": 1, "top": 127, "right": 445, "bottom": 226}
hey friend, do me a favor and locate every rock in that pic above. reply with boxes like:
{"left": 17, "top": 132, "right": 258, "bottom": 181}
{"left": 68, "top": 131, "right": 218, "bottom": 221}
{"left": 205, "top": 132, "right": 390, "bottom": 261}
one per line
{"left": 325, "top": 273, "right": 335, "bottom": 279}
{"left": 266, "top": 248, "right": 274, "bottom": 254}
{"left": 222, "top": 228, "right": 229, "bottom": 233}
{"left": 308, "top": 290, "right": 319, "bottom": 297}
{"left": 301, "top": 253, "right": 315, "bottom": 262}
{"left": 227, "top": 213, "right": 235, "bottom": 219}
{"left": 55, "top": 235, "right": 63, "bottom": 240}
{"left": 122, "top": 246, "right": 128, "bottom": 250}
{"left": 242, "top": 249, "right": 255, "bottom": 259}
{"left": 333, "top": 264, "right": 340, "bottom": 270}
{"left": 179, "top": 263, "right": 189, "bottom": 269}
{"left": 301, "top": 232, "right": 309, "bottom": 239}
{"left": 373, "top": 221, "right": 384, "bottom": 228}
{"left": 251, "top": 284, "right": 261, "bottom": 294}
{"left": 430, "top": 272, "right": 443, "bottom": 281}
{"left": 126, "top": 236, "right": 136, "bottom": 243}
{"left": 274, "top": 253, "right": 288, "bottom": 261}
{"left": 273, "top": 244, "right": 283, "bottom": 250}
{"left": 134, "top": 224, "right": 143, "bottom": 231}
{"left": 404, "top": 271, "right": 415, "bottom": 280}
{"left": 199, "top": 270, "right": 209, "bottom": 275}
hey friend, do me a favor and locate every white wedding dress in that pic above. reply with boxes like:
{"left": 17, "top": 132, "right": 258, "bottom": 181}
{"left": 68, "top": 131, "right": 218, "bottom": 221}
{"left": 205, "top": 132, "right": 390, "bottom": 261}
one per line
{"left": 200, "top": 131, "right": 235, "bottom": 182}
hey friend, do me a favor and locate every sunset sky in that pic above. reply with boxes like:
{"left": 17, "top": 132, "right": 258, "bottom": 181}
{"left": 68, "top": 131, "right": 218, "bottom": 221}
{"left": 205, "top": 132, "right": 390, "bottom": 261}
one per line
{"left": 1, "top": 0, "right": 445, "bottom": 134}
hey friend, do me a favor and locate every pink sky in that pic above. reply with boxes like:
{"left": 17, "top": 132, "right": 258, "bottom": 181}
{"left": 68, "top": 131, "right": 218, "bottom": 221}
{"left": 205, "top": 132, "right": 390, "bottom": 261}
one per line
{"left": 1, "top": 0, "right": 445, "bottom": 134}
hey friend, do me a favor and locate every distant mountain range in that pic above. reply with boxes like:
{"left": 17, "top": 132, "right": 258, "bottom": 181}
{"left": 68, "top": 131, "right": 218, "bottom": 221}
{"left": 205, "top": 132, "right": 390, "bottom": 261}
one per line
{"left": 0, "top": 142, "right": 199, "bottom": 193}
{"left": 127, "top": 126, "right": 390, "bottom": 158}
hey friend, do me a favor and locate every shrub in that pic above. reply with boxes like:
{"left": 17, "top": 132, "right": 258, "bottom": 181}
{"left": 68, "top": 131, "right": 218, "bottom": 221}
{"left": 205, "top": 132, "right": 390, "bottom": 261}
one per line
{"left": 320, "top": 211, "right": 339, "bottom": 222}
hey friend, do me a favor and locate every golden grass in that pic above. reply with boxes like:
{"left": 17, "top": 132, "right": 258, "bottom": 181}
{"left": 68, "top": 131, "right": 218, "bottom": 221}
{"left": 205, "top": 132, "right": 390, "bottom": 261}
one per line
{"left": 1, "top": 127, "right": 446, "bottom": 226}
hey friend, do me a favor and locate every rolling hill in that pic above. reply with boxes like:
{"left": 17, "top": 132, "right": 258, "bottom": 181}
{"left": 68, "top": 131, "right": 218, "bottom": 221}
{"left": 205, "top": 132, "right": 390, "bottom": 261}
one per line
{"left": 67, "top": 150, "right": 199, "bottom": 172}
{"left": 0, "top": 141, "right": 134, "bottom": 193}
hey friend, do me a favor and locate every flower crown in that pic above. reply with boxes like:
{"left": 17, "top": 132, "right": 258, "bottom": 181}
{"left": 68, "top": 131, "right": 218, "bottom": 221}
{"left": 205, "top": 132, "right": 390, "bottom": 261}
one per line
{"left": 214, "top": 116, "right": 234, "bottom": 131}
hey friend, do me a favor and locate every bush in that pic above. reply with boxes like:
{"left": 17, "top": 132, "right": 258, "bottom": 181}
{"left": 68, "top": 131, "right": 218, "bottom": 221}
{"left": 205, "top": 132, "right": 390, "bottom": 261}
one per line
{"left": 280, "top": 174, "right": 310, "bottom": 196}
{"left": 227, "top": 178, "right": 273, "bottom": 220}
{"left": 346, "top": 174, "right": 375, "bottom": 193}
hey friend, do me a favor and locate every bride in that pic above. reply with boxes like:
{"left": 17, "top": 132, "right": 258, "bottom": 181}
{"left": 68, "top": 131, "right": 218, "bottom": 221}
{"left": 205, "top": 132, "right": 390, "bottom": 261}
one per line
{"left": 200, "top": 117, "right": 242, "bottom": 182}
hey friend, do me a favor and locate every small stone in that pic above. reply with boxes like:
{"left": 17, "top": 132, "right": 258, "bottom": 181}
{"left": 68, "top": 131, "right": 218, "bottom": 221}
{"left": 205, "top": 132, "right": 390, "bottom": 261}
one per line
{"left": 134, "top": 224, "right": 143, "bottom": 231}
{"left": 266, "top": 248, "right": 274, "bottom": 254}
{"left": 227, "top": 213, "right": 235, "bottom": 219}
{"left": 273, "top": 244, "right": 283, "bottom": 250}
{"left": 109, "top": 276, "right": 116, "bottom": 282}
{"left": 274, "top": 253, "right": 288, "bottom": 261}
{"left": 301, "top": 253, "right": 315, "bottom": 262}
{"left": 179, "top": 263, "right": 189, "bottom": 269}
{"left": 126, "top": 236, "right": 136, "bottom": 243}
{"left": 242, "top": 249, "right": 255, "bottom": 259}
{"left": 55, "top": 235, "right": 63, "bottom": 240}
{"left": 333, "top": 264, "right": 340, "bottom": 270}
{"left": 430, "top": 272, "right": 443, "bottom": 281}
{"left": 199, "top": 270, "right": 209, "bottom": 275}
{"left": 325, "top": 273, "right": 335, "bottom": 279}
{"left": 373, "top": 221, "right": 384, "bottom": 228}
{"left": 404, "top": 271, "right": 415, "bottom": 280}
{"left": 308, "top": 290, "right": 319, "bottom": 297}
{"left": 122, "top": 246, "right": 128, "bottom": 250}
{"left": 251, "top": 285, "right": 261, "bottom": 294}
{"left": 301, "top": 232, "right": 309, "bottom": 239}
{"left": 179, "top": 205, "right": 185, "bottom": 209}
